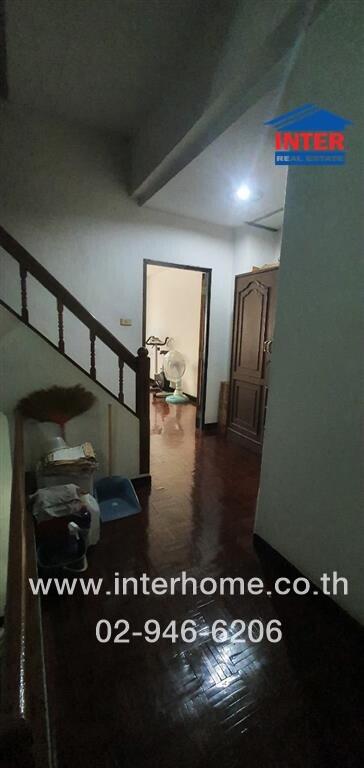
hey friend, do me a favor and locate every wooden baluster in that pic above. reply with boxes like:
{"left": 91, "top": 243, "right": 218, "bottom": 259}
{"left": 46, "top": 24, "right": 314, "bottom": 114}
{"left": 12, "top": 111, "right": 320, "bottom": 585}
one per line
{"left": 136, "top": 347, "right": 150, "bottom": 475}
{"left": 19, "top": 265, "right": 29, "bottom": 323}
{"left": 90, "top": 330, "right": 96, "bottom": 379}
{"left": 57, "top": 298, "right": 65, "bottom": 353}
{"left": 118, "top": 358, "right": 125, "bottom": 404}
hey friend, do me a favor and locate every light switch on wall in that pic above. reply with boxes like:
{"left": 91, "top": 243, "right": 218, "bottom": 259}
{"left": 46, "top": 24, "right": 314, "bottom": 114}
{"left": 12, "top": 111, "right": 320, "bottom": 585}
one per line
{"left": 120, "top": 318, "right": 132, "bottom": 326}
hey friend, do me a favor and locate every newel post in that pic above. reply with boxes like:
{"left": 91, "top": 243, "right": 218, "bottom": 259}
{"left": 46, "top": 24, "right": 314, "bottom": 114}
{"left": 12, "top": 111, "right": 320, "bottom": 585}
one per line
{"left": 136, "top": 347, "right": 150, "bottom": 475}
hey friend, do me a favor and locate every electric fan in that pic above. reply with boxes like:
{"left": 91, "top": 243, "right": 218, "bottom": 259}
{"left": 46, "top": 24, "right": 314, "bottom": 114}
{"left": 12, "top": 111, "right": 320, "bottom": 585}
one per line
{"left": 163, "top": 349, "right": 189, "bottom": 404}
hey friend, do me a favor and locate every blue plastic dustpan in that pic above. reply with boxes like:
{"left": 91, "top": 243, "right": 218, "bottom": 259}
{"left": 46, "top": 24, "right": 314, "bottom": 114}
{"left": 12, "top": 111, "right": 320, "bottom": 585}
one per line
{"left": 95, "top": 476, "right": 141, "bottom": 522}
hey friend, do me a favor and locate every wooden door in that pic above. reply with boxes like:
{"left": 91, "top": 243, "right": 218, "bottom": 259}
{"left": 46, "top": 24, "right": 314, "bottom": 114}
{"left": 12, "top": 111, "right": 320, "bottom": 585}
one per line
{"left": 228, "top": 268, "right": 278, "bottom": 452}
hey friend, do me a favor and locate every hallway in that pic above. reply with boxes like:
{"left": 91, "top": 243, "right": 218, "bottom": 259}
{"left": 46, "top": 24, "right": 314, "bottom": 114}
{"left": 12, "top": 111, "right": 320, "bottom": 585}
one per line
{"left": 42, "top": 401, "right": 364, "bottom": 768}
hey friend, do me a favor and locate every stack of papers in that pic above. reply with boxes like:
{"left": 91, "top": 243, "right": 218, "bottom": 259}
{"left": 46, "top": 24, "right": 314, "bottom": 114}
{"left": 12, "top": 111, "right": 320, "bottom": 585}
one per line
{"left": 41, "top": 442, "right": 97, "bottom": 473}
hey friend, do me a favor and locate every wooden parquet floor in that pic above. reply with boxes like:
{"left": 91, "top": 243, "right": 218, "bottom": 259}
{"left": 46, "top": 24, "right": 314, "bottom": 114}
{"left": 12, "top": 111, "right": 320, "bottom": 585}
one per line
{"left": 42, "top": 401, "right": 364, "bottom": 768}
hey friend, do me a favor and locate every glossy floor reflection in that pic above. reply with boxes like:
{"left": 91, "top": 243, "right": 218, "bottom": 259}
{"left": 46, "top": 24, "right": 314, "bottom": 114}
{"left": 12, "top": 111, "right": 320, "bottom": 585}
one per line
{"left": 43, "top": 401, "right": 364, "bottom": 768}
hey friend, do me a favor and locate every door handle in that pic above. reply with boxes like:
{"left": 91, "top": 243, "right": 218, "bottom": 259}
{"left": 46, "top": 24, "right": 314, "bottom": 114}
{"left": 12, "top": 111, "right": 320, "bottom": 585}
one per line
{"left": 263, "top": 339, "right": 273, "bottom": 354}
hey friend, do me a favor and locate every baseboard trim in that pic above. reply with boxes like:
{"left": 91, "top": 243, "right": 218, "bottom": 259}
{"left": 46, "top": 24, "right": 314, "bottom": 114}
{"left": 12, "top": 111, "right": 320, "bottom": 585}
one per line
{"left": 131, "top": 474, "right": 152, "bottom": 491}
{"left": 202, "top": 422, "right": 218, "bottom": 433}
{"left": 253, "top": 534, "right": 362, "bottom": 629}
{"left": 185, "top": 394, "right": 197, "bottom": 404}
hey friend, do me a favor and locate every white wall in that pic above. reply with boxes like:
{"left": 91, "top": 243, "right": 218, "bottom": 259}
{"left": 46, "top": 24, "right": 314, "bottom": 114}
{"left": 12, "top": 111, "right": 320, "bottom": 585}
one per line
{"left": 255, "top": 0, "right": 363, "bottom": 624}
{"left": 0, "top": 102, "right": 234, "bottom": 423}
{"left": 233, "top": 224, "right": 281, "bottom": 275}
{"left": 0, "top": 305, "right": 140, "bottom": 478}
{"left": 146, "top": 266, "right": 202, "bottom": 397}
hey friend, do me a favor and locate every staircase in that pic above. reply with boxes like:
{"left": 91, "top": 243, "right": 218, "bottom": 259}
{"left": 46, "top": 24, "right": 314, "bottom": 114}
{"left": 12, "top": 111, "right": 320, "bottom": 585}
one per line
{"left": 0, "top": 225, "right": 150, "bottom": 475}
{"left": 0, "top": 226, "right": 151, "bottom": 768}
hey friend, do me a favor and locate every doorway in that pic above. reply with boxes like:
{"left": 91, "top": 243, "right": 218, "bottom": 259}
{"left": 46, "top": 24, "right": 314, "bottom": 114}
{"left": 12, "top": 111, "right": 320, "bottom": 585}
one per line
{"left": 142, "top": 260, "right": 211, "bottom": 429}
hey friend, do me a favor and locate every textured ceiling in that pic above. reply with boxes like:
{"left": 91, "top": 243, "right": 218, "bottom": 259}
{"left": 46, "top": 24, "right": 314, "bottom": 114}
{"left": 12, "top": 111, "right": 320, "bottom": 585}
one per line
{"left": 4, "top": 1, "right": 288, "bottom": 229}
{"left": 6, "top": 0, "right": 222, "bottom": 135}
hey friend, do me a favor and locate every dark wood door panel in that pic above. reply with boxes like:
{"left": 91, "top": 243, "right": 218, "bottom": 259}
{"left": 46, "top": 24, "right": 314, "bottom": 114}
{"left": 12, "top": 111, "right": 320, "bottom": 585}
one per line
{"left": 234, "top": 280, "right": 268, "bottom": 380}
{"left": 230, "top": 379, "right": 262, "bottom": 441}
{"left": 228, "top": 267, "right": 278, "bottom": 453}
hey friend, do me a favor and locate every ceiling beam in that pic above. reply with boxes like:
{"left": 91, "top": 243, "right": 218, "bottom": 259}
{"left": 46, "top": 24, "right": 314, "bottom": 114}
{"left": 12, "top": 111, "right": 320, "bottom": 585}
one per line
{"left": 130, "top": 0, "right": 333, "bottom": 206}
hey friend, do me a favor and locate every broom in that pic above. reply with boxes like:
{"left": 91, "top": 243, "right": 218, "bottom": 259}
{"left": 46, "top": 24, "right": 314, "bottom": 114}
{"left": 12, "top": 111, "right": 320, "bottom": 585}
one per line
{"left": 18, "top": 385, "right": 96, "bottom": 441}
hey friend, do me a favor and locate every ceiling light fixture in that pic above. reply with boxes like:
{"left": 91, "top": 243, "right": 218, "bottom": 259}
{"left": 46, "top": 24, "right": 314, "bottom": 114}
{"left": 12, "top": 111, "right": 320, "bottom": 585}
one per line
{"left": 236, "top": 183, "right": 251, "bottom": 201}
{"left": 235, "top": 183, "right": 263, "bottom": 204}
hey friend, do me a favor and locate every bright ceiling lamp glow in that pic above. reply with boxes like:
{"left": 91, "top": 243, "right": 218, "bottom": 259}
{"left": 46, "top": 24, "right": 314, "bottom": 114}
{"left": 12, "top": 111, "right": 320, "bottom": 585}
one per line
{"left": 236, "top": 183, "right": 251, "bottom": 201}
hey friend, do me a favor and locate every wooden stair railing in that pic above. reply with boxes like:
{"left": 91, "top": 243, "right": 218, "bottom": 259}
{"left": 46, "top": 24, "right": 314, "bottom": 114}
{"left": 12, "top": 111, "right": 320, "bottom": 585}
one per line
{"left": 0, "top": 413, "right": 54, "bottom": 768}
{"left": 0, "top": 226, "right": 150, "bottom": 475}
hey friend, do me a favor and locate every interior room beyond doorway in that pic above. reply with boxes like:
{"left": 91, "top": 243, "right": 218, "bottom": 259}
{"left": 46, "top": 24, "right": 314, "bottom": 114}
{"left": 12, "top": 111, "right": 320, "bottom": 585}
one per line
{"left": 144, "top": 261, "right": 210, "bottom": 427}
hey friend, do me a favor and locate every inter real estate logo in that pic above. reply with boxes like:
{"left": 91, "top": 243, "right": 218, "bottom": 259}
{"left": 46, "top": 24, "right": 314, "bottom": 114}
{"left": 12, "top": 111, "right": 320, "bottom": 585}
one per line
{"left": 264, "top": 104, "right": 352, "bottom": 166}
